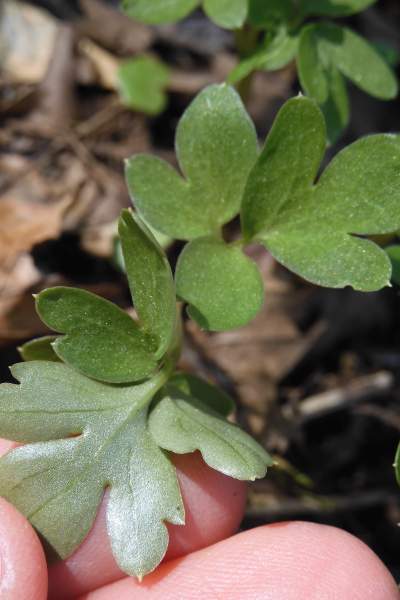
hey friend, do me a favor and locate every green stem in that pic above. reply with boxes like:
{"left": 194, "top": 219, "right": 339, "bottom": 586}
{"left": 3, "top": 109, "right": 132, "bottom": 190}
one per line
{"left": 154, "top": 308, "right": 183, "bottom": 387}
{"left": 233, "top": 25, "right": 259, "bottom": 104}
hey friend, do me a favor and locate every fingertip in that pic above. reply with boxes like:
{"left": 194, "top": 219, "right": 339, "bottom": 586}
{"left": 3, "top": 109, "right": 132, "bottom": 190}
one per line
{"left": 0, "top": 497, "right": 47, "bottom": 600}
{"left": 79, "top": 521, "right": 400, "bottom": 600}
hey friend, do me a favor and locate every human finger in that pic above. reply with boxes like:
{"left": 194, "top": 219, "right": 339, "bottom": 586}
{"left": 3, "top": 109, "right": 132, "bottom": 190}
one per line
{"left": 76, "top": 521, "right": 400, "bottom": 600}
{"left": 0, "top": 496, "right": 48, "bottom": 600}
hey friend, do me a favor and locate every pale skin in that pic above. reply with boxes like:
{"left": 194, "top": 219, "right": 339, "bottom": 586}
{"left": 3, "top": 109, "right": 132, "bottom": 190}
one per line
{"left": 0, "top": 439, "right": 398, "bottom": 600}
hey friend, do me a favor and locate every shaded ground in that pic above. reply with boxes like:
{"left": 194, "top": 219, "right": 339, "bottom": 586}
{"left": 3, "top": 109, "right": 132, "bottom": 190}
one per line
{"left": 1, "top": 0, "right": 400, "bottom": 582}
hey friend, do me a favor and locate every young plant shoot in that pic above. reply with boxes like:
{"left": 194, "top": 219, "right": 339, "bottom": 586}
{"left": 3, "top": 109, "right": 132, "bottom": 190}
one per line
{"left": 0, "top": 84, "right": 400, "bottom": 580}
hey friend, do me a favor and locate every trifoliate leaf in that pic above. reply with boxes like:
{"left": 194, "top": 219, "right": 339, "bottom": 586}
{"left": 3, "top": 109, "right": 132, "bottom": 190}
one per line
{"left": 120, "top": 0, "right": 199, "bottom": 24}
{"left": 241, "top": 95, "right": 400, "bottom": 291}
{"left": 298, "top": 26, "right": 349, "bottom": 144}
{"left": 386, "top": 245, "right": 400, "bottom": 284}
{"left": 248, "top": 0, "right": 293, "bottom": 29}
{"left": 175, "top": 235, "right": 264, "bottom": 330}
{"left": 118, "top": 210, "right": 176, "bottom": 359}
{"left": 125, "top": 85, "right": 258, "bottom": 241}
{"left": 35, "top": 287, "right": 158, "bottom": 383}
{"left": 203, "top": 0, "right": 247, "bottom": 29}
{"left": 0, "top": 361, "right": 184, "bottom": 578}
{"left": 18, "top": 336, "right": 62, "bottom": 362}
{"left": 117, "top": 56, "right": 170, "bottom": 116}
{"left": 228, "top": 30, "right": 299, "bottom": 85}
{"left": 149, "top": 385, "right": 273, "bottom": 480}
{"left": 121, "top": 0, "right": 247, "bottom": 29}
{"left": 297, "top": 0, "right": 377, "bottom": 17}
{"left": 169, "top": 372, "right": 235, "bottom": 417}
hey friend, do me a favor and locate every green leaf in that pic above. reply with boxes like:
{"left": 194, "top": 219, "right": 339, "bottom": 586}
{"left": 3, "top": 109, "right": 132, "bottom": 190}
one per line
{"left": 386, "top": 245, "right": 400, "bottom": 284}
{"left": 242, "top": 95, "right": 326, "bottom": 241}
{"left": 248, "top": 0, "right": 293, "bottom": 29}
{"left": 18, "top": 336, "right": 62, "bottom": 362}
{"left": 120, "top": 0, "right": 199, "bottom": 24}
{"left": 241, "top": 95, "right": 400, "bottom": 291}
{"left": 228, "top": 30, "right": 299, "bottom": 85}
{"left": 298, "top": 26, "right": 350, "bottom": 145}
{"left": 117, "top": 56, "right": 170, "bottom": 116}
{"left": 203, "top": 0, "right": 247, "bottom": 29}
{"left": 125, "top": 84, "right": 259, "bottom": 241}
{"left": 120, "top": 0, "right": 247, "bottom": 29}
{"left": 303, "top": 24, "right": 398, "bottom": 101}
{"left": 35, "top": 287, "right": 158, "bottom": 383}
{"left": 297, "top": 0, "right": 377, "bottom": 17}
{"left": 149, "top": 385, "right": 273, "bottom": 480}
{"left": 118, "top": 210, "right": 176, "bottom": 359}
{"left": 0, "top": 361, "right": 183, "bottom": 578}
{"left": 175, "top": 235, "right": 264, "bottom": 330}
{"left": 373, "top": 42, "right": 400, "bottom": 68}
{"left": 169, "top": 372, "right": 235, "bottom": 417}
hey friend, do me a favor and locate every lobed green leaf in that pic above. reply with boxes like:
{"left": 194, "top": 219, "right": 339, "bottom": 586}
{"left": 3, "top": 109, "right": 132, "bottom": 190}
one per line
{"left": 18, "top": 336, "right": 62, "bottom": 363}
{"left": 149, "top": 385, "right": 273, "bottom": 480}
{"left": 126, "top": 85, "right": 258, "bottom": 241}
{"left": 117, "top": 56, "right": 170, "bottom": 116}
{"left": 0, "top": 361, "right": 183, "bottom": 578}
{"left": 118, "top": 210, "right": 176, "bottom": 359}
{"left": 35, "top": 287, "right": 158, "bottom": 383}
{"left": 241, "top": 95, "right": 326, "bottom": 241}
{"left": 241, "top": 95, "right": 400, "bottom": 291}
{"left": 175, "top": 235, "right": 264, "bottom": 330}
{"left": 169, "top": 372, "right": 235, "bottom": 416}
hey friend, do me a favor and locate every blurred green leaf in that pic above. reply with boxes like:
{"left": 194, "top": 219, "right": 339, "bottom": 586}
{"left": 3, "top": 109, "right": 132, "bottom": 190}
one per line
{"left": 0, "top": 361, "right": 183, "bottom": 578}
{"left": 228, "top": 30, "right": 299, "bottom": 84}
{"left": 372, "top": 42, "right": 400, "bottom": 68}
{"left": 175, "top": 235, "right": 264, "bottom": 330}
{"left": 18, "top": 336, "right": 62, "bottom": 363}
{"left": 303, "top": 24, "right": 398, "bottom": 100}
{"left": 248, "top": 0, "right": 293, "bottom": 29}
{"left": 126, "top": 85, "right": 258, "bottom": 241}
{"left": 241, "top": 95, "right": 400, "bottom": 291}
{"left": 117, "top": 56, "right": 170, "bottom": 116}
{"left": 149, "top": 385, "right": 273, "bottom": 480}
{"left": 386, "top": 245, "right": 400, "bottom": 284}
{"left": 121, "top": 0, "right": 247, "bottom": 29}
{"left": 298, "top": 26, "right": 350, "bottom": 144}
{"left": 203, "top": 0, "right": 247, "bottom": 29}
{"left": 35, "top": 287, "right": 158, "bottom": 383}
{"left": 169, "top": 372, "right": 235, "bottom": 416}
{"left": 118, "top": 210, "right": 176, "bottom": 359}
{"left": 297, "top": 0, "right": 377, "bottom": 17}
{"left": 298, "top": 23, "right": 397, "bottom": 142}
{"left": 120, "top": 0, "right": 199, "bottom": 24}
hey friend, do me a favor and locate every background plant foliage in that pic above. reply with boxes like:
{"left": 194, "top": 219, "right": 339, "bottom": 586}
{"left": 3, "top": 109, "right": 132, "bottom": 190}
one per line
{"left": 121, "top": 0, "right": 398, "bottom": 144}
